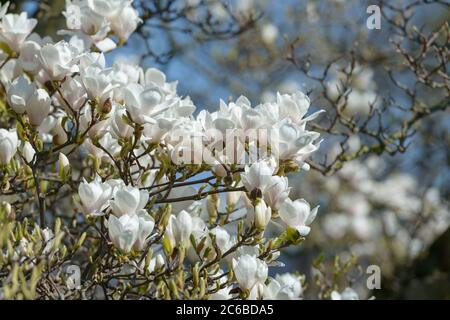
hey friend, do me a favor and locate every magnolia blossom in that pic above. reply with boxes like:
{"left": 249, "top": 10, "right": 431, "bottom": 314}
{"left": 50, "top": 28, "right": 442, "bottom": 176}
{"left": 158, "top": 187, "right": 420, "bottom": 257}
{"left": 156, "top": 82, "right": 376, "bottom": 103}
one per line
{"left": 122, "top": 84, "right": 165, "bottom": 124}
{"left": 167, "top": 210, "right": 193, "bottom": 246}
{"left": 109, "top": 5, "right": 141, "bottom": 41}
{"left": 264, "top": 273, "right": 303, "bottom": 300}
{"left": 108, "top": 213, "right": 139, "bottom": 253}
{"left": 78, "top": 175, "right": 113, "bottom": 215}
{"left": 133, "top": 211, "right": 155, "bottom": 250}
{"left": 0, "top": 8, "right": 37, "bottom": 52}
{"left": 278, "top": 198, "right": 318, "bottom": 236}
{"left": 263, "top": 175, "right": 290, "bottom": 210}
{"left": 39, "top": 41, "right": 79, "bottom": 80}
{"left": 109, "top": 185, "right": 149, "bottom": 216}
{"left": 232, "top": 254, "right": 268, "bottom": 291}
{"left": 0, "top": 128, "right": 18, "bottom": 164}
{"left": 241, "top": 159, "right": 276, "bottom": 194}
{"left": 7, "top": 76, "right": 52, "bottom": 125}
{"left": 63, "top": 0, "right": 140, "bottom": 50}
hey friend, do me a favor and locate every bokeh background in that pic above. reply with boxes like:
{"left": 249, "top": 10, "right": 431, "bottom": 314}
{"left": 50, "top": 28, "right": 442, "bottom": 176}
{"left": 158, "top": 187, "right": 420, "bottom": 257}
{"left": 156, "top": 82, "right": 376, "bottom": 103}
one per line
{"left": 11, "top": 0, "right": 450, "bottom": 299}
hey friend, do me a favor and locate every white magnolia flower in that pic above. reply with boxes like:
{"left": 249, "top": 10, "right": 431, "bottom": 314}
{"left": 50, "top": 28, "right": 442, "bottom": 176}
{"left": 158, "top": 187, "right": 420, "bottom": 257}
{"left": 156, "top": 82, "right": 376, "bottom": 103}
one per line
{"left": 108, "top": 213, "right": 139, "bottom": 253}
{"left": 264, "top": 273, "right": 303, "bottom": 300}
{"left": 59, "top": 76, "right": 87, "bottom": 111}
{"left": 263, "top": 175, "right": 290, "bottom": 210}
{"left": 17, "top": 34, "right": 50, "bottom": 74}
{"left": 110, "top": 106, "right": 134, "bottom": 139}
{"left": 0, "top": 10, "right": 37, "bottom": 52}
{"left": 142, "top": 118, "right": 176, "bottom": 143}
{"left": 39, "top": 41, "right": 79, "bottom": 80}
{"left": 109, "top": 5, "right": 141, "bottom": 41}
{"left": 133, "top": 211, "right": 155, "bottom": 251}
{"left": 167, "top": 210, "right": 193, "bottom": 246}
{"left": 241, "top": 159, "right": 276, "bottom": 193}
{"left": 27, "top": 88, "right": 52, "bottom": 126}
{"left": 7, "top": 75, "right": 34, "bottom": 114}
{"left": 80, "top": 65, "right": 116, "bottom": 106}
{"left": 210, "top": 226, "right": 232, "bottom": 255}
{"left": 331, "top": 287, "right": 360, "bottom": 300}
{"left": 78, "top": 175, "right": 113, "bottom": 215}
{"left": 272, "top": 119, "right": 321, "bottom": 162}
{"left": 232, "top": 254, "right": 268, "bottom": 291}
{"left": 110, "top": 185, "right": 149, "bottom": 216}
{"left": 277, "top": 91, "right": 311, "bottom": 124}
{"left": 278, "top": 198, "right": 318, "bottom": 236}
{"left": 122, "top": 83, "right": 166, "bottom": 124}
{"left": 0, "top": 128, "right": 18, "bottom": 164}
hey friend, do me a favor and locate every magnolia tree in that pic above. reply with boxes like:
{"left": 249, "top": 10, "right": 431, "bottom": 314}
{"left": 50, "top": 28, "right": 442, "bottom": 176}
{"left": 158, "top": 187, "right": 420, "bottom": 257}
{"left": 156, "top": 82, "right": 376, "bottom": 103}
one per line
{"left": 0, "top": 1, "right": 327, "bottom": 300}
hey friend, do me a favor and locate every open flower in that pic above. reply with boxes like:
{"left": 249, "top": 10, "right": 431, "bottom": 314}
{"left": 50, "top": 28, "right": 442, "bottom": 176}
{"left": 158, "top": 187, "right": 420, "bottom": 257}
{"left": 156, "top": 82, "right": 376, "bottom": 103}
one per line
{"left": 133, "top": 211, "right": 155, "bottom": 251}
{"left": 241, "top": 159, "right": 276, "bottom": 194}
{"left": 0, "top": 10, "right": 37, "bottom": 52}
{"left": 78, "top": 175, "right": 113, "bottom": 215}
{"left": 278, "top": 198, "right": 318, "bottom": 236}
{"left": 122, "top": 83, "right": 166, "bottom": 124}
{"left": 108, "top": 213, "right": 139, "bottom": 253}
{"left": 39, "top": 41, "right": 79, "bottom": 80}
{"left": 232, "top": 254, "right": 268, "bottom": 291}
{"left": 109, "top": 185, "right": 149, "bottom": 216}
{"left": 263, "top": 175, "right": 290, "bottom": 210}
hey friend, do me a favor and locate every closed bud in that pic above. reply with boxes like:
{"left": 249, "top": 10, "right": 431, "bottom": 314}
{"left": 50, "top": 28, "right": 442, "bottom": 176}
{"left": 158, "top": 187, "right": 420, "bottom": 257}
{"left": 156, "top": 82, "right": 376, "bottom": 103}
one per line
{"left": 206, "top": 194, "right": 219, "bottom": 224}
{"left": 254, "top": 199, "right": 271, "bottom": 230}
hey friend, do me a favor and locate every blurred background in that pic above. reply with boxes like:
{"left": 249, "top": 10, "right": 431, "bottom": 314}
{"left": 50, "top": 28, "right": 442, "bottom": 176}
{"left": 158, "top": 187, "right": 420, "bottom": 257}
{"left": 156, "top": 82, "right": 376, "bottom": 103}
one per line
{"left": 11, "top": 0, "right": 450, "bottom": 299}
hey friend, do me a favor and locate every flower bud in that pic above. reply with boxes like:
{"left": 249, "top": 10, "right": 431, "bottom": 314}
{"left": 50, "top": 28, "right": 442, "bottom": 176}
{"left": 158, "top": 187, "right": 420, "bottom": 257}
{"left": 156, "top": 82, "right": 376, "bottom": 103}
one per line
{"left": 206, "top": 194, "right": 219, "bottom": 224}
{"left": 254, "top": 199, "right": 271, "bottom": 230}
{"left": 59, "top": 152, "right": 70, "bottom": 169}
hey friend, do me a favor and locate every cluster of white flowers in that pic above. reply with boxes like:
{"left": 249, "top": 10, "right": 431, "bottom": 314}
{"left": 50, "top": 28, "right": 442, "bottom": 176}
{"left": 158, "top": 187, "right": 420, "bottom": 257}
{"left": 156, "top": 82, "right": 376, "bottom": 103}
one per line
{"left": 0, "top": 1, "right": 324, "bottom": 300}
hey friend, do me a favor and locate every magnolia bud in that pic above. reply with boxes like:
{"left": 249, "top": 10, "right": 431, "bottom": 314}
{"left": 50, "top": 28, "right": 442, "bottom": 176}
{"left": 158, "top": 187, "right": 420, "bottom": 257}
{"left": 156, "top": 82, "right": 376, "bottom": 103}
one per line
{"left": 1, "top": 201, "right": 14, "bottom": 221}
{"left": 155, "top": 253, "right": 165, "bottom": 270}
{"left": 206, "top": 194, "right": 219, "bottom": 224}
{"left": 254, "top": 199, "right": 271, "bottom": 230}
{"left": 22, "top": 141, "right": 36, "bottom": 163}
{"left": 59, "top": 152, "right": 70, "bottom": 169}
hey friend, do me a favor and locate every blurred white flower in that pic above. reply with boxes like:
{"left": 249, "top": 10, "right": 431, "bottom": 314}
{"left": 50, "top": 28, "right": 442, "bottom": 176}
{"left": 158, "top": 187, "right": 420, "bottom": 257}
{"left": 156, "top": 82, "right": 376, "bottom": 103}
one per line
{"left": 264, "top": 273, "right": 303, "bottom": 300}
